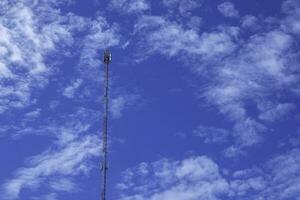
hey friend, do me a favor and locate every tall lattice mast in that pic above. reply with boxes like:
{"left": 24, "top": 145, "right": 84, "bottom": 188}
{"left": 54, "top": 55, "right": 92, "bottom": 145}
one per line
{"left": 101, "top": 49, "right": 111, "bottom": 200}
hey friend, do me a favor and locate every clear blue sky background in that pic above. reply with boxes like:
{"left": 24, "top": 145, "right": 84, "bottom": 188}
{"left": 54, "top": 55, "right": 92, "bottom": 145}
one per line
{"left": 0, "top": 0, "right": 300, "bottom": 199}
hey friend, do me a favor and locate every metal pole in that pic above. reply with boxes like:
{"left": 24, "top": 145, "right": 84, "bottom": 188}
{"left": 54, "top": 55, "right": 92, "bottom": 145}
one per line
{"left": 101, "top": 49, "right": 111, "bottom": 200}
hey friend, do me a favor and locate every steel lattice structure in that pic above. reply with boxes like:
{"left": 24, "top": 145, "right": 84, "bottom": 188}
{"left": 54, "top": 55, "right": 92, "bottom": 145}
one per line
{"left": 101, "top": 49, "right": 111, "bottom": 200}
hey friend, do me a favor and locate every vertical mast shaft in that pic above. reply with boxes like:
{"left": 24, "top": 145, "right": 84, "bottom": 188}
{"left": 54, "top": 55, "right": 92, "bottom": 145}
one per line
{"left": 101, "top": 49, "right": 111, "bottom": 200}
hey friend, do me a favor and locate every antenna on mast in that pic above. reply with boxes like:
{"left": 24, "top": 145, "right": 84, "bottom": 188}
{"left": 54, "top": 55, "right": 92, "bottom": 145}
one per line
{"left": 101, "top": 49, "right": 111, "bottom": 200}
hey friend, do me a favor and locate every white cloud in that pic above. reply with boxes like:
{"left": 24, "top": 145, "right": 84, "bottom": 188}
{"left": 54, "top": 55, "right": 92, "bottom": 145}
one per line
{"left": 223, "top": 145, "right": 246, "bottom": 158}
{"left": 118, "top": 156, "right": 229, "bottom": 200}
{"left": 267, "top": 148, "right": 300, "bottom": 199}
{"left": 228, "top": 168, "right": 266, "bottom": 198}
{"left": 0, "top": 0, "right": 119, "bottom": 114}
{"left": 202, "top": 29, "right": 297, "bottom": 151}
{"left": 125, "top": 0, "right": 300, "bottom": 155}
{"left": 281, "top": 0, "right": 300, "bottom": 34}
{"left": 230, "top": 148, "right": 300, "bottom": 199}
{"left": 258, "top": 103, "right": 295, "bottom": 122}
{"left": 0, "top": 61, "right": 13, "bottom": 78}
{"left": 63, "top": 79, "right": 83, "bottom": 98}
{"left": 114, "top": 0, "right": 300, "bottom": 157}
{"left": 50, "top": 178, "right": 76, "bottom": 192}
{"left": 242, "top": 15, "right": 258, "bottom": 28}
{"left": 32, "top": 193, "right": 58, "bottom": 200}
{"left": 110, "top": 94, "right": 140, "bottom": 119}
{"left": 162, "top": 0, "right": 201, "bottom": 16}
{"left": 5, "top": 105, "right": 96, "bottom": 142}
{"left": 134, "top": 16, "right": 238, "bottom": 59}
{"left": 1, "top": 135, "right": 100, "bottom": 199}
{"left": 110, "top": 96, "right": 127, "bottom": 119}
{"left": 233, "top": 118, "right": 265, "bottom": 147}
{"left": 0, "top": 107, "right": 101, "bottom": 199}
{"left": 24, "top": 108, "right": 41, "bottom": 121}
{"left": 162, "top": 0, "right": 181, "bottom": 8}
{"left": 0, "top": 3, "right": 50, "bottom": 112}
{"left": 0, "top": 1, "right": 119, "bottom": 200}
{"left": 193, "top": 125, "right": 230, "bottom": 144}
{"left": 217, "top": 2, "right": 239, "bottom": 18}
{"left": 117, "top": 148, "right": 300, "bottom": 200}
{"left": 110, "top": 0, "right": 150, "bottom": 14}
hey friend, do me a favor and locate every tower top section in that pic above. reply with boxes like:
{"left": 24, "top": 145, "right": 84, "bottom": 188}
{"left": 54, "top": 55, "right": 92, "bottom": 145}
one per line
{"left": 103, "top": 49, "right": 112, "bottom": 64}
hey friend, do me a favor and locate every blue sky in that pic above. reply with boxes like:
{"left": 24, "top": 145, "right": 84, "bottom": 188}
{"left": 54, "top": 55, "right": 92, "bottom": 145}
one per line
{"left": 0, "top": 0, "right": 300, "bottom": 199}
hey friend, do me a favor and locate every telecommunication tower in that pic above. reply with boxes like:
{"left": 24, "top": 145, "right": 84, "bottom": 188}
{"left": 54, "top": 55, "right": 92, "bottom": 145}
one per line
{"left": 101, "top": 49, "right": 111, "bottom": 200}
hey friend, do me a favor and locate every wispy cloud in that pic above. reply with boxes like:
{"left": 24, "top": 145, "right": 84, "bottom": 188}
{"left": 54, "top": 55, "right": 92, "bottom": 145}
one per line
{"left": 117, "top": 148, "right": 300, "bottom": 199}
{"left": 110, "top": 94, "right": 141, "bottom": 119}
{"left": 1, "top": 122, "right": 100, "bottom": 199}
{"left": 115, "top": 0, "right": 300, "bottom": 156}
{"left": 117, "top": 156, "right": 228, "bottom": 200}
{"left": 193, "top": 125, "right": 230, "bottom": 144}
{"left": 1, "top": 106, "right": 101, "bottom": 199}
{"left": 0, "top": 0, "right": 119, "bottom": 114}
{"left": 258, "top": 103, "right": 295, "bottom": 122}
{"left": 229, "top": 148, "right": 300, "bottom": 199}
{"left": 134, "top": 15, "right": 238, "bottom": 59}
{"left": 203, "top": 29, "right": 297, "bottom": 153}
{"left": 241, "top": 15, "right": 258, "bottom": 28}
{"left": 109, "top": 0, "right": 150, "bottom": 14}
{"left": 217, "top": 2, "right": 239, "bottom": 18}
{"left": 265, "top": 148, "right": 300, "bottom": 199}
{"left": 0, "top": 2, "right": 120, "bottom": 198}
{"left": 162, "top": 0, "right": 201, "bottom": 16}
{"left": 63, "top": 79, "right": 83, "bottom": 99}
{"left": 281, "top": 0, "right": 300, "bottom": 34}
{"left": 0, "top": 2, "right": 57, "bottom": 112}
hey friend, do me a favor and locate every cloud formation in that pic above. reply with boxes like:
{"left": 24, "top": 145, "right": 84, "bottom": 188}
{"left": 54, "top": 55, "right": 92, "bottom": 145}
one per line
{"left": 1, "top": 135, "right": 100, "bottom": 199}
{"left": 118, "top": 148, "right": 300, "bottom": 200}
{"left": 0, "top": 0, "right": 119, "bottom": 114}
{"left": 0, "top": 1, "right": 119, "bottom": 199}
{"left": 118, "top": 0, "right": 300, "bottom": 156}
{"left": 217, "top": 2, "right": 239, "bottom": 18}
{"left": 1, "top": 108, "right": 101, "bottom": 199}
{"left": 110, "top": 0, "right": 150, "bottom": 14}
{"left": 193, "top": 125, "right": 230, "bottom": 144}
{"left": 162, "top": 0, "right": 201, "bottom": 16}
{"left": 117, "top": 156, "right": 228, "bottom": 200}
{"left": 134, "top": 15, "right": 238, "bottom": 60}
